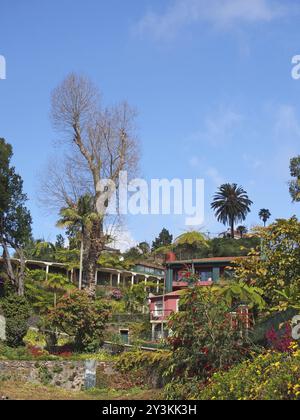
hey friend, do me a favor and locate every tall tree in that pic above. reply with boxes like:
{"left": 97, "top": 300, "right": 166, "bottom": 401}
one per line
{"left": 56, "top": 194, "right": 99, "bottom": 290}
{"left": 55, "top": 234, "right": 65, "bottom": 249}
{"left": 0, "top": 138, "right": 32, "bottom": 295}
{"left": 259, "top": 209, "right": 271, "bottom": 227}
{"left": 289, "top": 156, "right": 300, "bottom": 202}
{"left": 41, "top": 74, "right": 139, "bottom": 292}
{"left": 152, "top": 228, "right": 173, "bottom": 251}
{"left": 236, "top": 225, "right": 248, "bottom": 239}
{"left": 211, "top": 184, "right": 252, "bottom": 239}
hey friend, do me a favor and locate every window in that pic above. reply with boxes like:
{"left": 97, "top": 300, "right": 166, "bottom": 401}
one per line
{"left": 201, "top": 271, "right": 213, "bottom": 282}
{"left": 154, "top": 301, "right": 163, "bottom": 317}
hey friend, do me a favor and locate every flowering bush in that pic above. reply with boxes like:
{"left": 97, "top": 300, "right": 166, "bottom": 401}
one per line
{"left": 266, "top": 324, "right": 293, "bottom": 353}
{"left": 111, "top": 289, "right": 123, "bottom": 301}
{"left": 198, "top": 343, "right": 300, "bottom": 400}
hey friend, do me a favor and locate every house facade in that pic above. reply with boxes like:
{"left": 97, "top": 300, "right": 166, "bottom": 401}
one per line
{"left": 0, "top": 257, "right": 165, "bottom": 292}
{"left": 150, "top": 256, "right": 243, "bottom": 340}
{"left": 165, "top": 256, "right": 238, "bottom": 293}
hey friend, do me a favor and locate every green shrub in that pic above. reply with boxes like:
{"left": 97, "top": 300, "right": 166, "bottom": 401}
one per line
{"left": 5, "top": 318, "right": 29, "bottom": 348}
{"left": 198, "top": 344, "right": 300, "bottom": 400}
{"left": 1, "top": 295, "right": 31, "bottom": 347}
{"left": 44, "top": 291, "right": 110, "bottom": 353}
{"left": 116, "top": 350, "right": 171, "bottom": 387}
{"left": 116, "top": 350, "right": 170, "bottom": 373}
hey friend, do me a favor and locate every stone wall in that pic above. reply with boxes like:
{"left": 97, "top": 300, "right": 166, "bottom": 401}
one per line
{"left": 0, "top": 360, "right": 163, "bottom": 391}
{"left": 0, "top": 361, "right": 86, "bottom": 391}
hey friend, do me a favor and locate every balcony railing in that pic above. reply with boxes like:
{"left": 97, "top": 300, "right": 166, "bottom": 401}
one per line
{"left": 150, "top": 309, "right": 174, "bottom": 321}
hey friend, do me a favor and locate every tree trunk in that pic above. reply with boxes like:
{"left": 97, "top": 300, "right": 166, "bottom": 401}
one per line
{"left": 83, "top": 218, "right": 105, "bottom": 298}
{"left": 1, "top": 241, "right": 17, "bottom": 290}
{"left": 230, "top": 219, "right": 235, "bottom": 239}
{"left": 16, "top": 247, "right": 26, "bottom": 296}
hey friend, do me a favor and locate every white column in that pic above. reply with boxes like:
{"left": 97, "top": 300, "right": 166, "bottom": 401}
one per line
{"left": 152, "top": 324, "right": 156, "bottom": 341}
{"left": 95, "top": 270, "right": 98, "bottom": 285}
{"left": 117, "top": 272, "right": 121, "bottom": 286}
{"left": 45, "top": 265, "right": 49, "bottom": 281}
{"left": 131, "top": 274, "right": 135, "bottom": 286}
{"left": 144, "top": 275, "right": 149, "bottom": 285}
{"left": 156, "top": 278, "right": 160, "bottom": 293}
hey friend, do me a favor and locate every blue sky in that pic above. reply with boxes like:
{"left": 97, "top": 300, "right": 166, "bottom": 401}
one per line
{"left": 1, "top": 0, "right": 300, "bottom": 249}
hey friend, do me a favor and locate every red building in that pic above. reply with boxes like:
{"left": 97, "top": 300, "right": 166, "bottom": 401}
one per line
{"left": 149, "top": 256, "right": 244, "bottom": 340}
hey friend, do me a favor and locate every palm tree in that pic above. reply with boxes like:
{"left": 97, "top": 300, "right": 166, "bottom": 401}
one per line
{"left": 236, "top": 225, "right": 248, "bottom": 239}
{"left": 259, "top": 209, "right": 271, "bottom": 227}
{"left": 56, "top": 194, "right": 98, "bottom": 290}
{"left": 211, "top": 184, "right": 253, "bottom": 239}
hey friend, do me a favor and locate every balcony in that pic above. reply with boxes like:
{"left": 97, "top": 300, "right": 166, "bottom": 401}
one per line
{"left": 150, "top": 309, "right": 174, "bottom": 322}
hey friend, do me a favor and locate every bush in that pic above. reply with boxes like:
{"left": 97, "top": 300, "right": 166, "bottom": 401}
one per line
{"left": 166, "top": 288, "right": 251, "bottom": 382}
{"left": 116, "top": 350, "right": 171, "bottom": 388}
{"left": 1, "top": 295, "right": 31, "bottom": 347}
{"left": 45, "top": 290, "right": 110, "bottom": 353}
{"left": 198, "top": 344, "right": 300, "bottom": 400}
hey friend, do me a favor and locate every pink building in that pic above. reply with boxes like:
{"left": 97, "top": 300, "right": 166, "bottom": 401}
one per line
{"left": 149, "top": 290, "right": 182, "bottom": 340}
{"left": 149, "top": 286, "right": 252, "bottom": 341}
{"left": 149, "top": 282, "right": 212, "bottom": 340}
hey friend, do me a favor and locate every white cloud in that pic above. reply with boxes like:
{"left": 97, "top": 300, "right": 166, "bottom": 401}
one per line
{"left": 205, "top": 167, "right": 225, "bottom": 187}
{"left": 274, "top": 104, "right": 300, "bottom": 139}
{"left": 136, "top": 0, "right": 287, "bottom": 40}
{"left": 189, "top": 108, "right": 243, "bottom": 146}
{"left": 189, "top": 156, "right": 201, "bottom": 168}
{"left": 242, "top": 153, "right": 263, "bottom": 170}
{"left": 107, "top": 226, "right": 137, "bottom": 253}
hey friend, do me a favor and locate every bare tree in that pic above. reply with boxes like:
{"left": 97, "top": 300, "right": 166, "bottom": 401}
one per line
{"left": 41, "top": 73, "right": 139, "bottom": 293}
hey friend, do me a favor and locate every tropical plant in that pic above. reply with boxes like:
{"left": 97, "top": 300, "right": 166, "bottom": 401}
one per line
{"left": 44, "top": 274, "right": 74, "bottom": 307}
{"left": 259, "top": 209, "right": 271, "bottom": 227}
{"left": 57, "top": 194, "right": 100, "bottom": 290}
{"left": 165, "top": 287, "right": 252, "bottom": 397}
{"left": 233, "top": 217, "right": 300, "bottom": 307}
{"left": 219, "top": 281, "right": 266, "bottom": 310}
{"left": 211, "top": 184, "right": 253, "bottom": 239}
{"left": 236, "top": 225, "right": 248, "bottom": 238}
{"left": 123, "top": 282, "right": 158, "bottom": 313}
{"left": 173, "top": 231, "right": 209, "bottom": 259}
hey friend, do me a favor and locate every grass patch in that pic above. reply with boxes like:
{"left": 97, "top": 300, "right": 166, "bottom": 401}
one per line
{"left": 0, "top": 379, "right": 162, "bottom": 400}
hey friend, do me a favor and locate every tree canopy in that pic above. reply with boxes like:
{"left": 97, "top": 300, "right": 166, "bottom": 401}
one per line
{"left": 0, "top": 138, "right": 32, "bottom": 295}
{"left": 211, "top": 184, "right": 252, "bottom": 239}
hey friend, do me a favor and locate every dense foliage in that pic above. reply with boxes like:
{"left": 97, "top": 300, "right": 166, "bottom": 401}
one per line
{"left": 44, "top": 291, "right": 110, "bottom": 352}
{"left": 1, "top": 295, "right": 31, "bottom": 347}
{"left": 165, "top": 287, "right": 253, "bottom": 394}
{"left": 289, "top": 156, "right": 300, "bottom": 202}
{"left": 234, "top": 217, "right": 300, "bottom": 308}
{"left": 211, "top": 183, "right": 253, "bottom": 238}
{"left": 0, "top": 138, "right": 32, "bottom": 295}
{"left": 198, "top": 344, "right": 300, "bottom": 400}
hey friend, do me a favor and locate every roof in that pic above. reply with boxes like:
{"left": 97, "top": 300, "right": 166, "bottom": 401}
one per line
{"left": 149, "top": 290, "right": 185, "bottom": 300}
{"left": 166, "top": 256, "right": 244, "bottom": 265}
{"left": 135, "top": 261, "right": 165, "bottom": 270}
{"left": 173, "top": 280, "right": 213, "bottom": 287}
{"left": 150, "top": 282, "right": 213, "bottom": 300}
